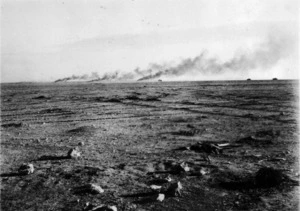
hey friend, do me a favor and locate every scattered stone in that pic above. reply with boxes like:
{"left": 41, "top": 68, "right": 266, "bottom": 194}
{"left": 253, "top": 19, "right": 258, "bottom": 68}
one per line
{"left": 199, "top": 168, "right": 209, "bottom": 176}
{"left": 164, "top": 175, "right": 173, "bottom": 182}
{"left": 156, "top": 193, "right": 165, "bottom": 202}
{"left": 18, "top": 163, "right": 34, "bottom": 175}
{"left": 180, "top": 162, "right": 190, "bottom": 172}
{"left": 67, "top": 148, "right": 81, "bottom": 159}
{"left": 150, "top": 185, "right": 162, "bottom": 191}
{"left": 91, "top": 205, "right": 117, "bottom": 211}
{"left": 84, "top": 203, "right": 117, "bottom": 211}
{"left": 167, "top": 182, "right": 183, "bottom": 197}
{"left": 174, "top": 162, "right": 190, "bottom": 173}
{"left": 74, "top": 183, "right": 104, "bottom": 194}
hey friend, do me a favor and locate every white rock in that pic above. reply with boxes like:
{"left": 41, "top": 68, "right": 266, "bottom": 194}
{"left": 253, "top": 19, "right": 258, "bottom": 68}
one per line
{"left": 199, "top": 168, "right": 208, "bottom": 175}
{"left": 150, "top": 185, "right": 162, "bottom": 191}
{"left": 67, "top": 148, "right": 81, "bottom": 158}
{"left": 179, "top": 162, "right": 190, "bottom": 172}
{"left": 88, "top": 205, "right": 117, "bottom": 211}
{"left": 89, "top": 184, "right": 104, "bottom": 194}
{"left": 165, "top": 175, "right": 172, "bottom": 182}
{"left": 156, "top": 193, "right": 165, "bottom": 202}
{"left": 18, "top": 163, "right": 34, "bottom": 175}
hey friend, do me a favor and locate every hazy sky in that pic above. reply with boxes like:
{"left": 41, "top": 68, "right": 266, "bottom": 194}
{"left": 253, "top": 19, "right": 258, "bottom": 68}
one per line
{"left": 1, "top": 0, "right": 299, "bottom": 82}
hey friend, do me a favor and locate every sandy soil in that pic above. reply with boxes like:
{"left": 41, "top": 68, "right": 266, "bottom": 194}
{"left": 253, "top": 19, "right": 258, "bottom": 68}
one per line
{"left": 1, "top": 80, "right": 299, "bottom": 211}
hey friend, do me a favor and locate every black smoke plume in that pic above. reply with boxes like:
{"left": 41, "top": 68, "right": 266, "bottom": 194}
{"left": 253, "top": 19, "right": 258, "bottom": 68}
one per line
{"left": 55, "top": 72, "right": 100, "bottom": 82}
{"left": 54, "top": 33, "right": 294, "bottom": 82}
{"left": 137, "top": 34, "right": 292, "bottom": 81}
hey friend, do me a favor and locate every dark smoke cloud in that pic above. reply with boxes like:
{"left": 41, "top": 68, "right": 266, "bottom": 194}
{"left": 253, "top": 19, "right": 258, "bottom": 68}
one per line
{"left": 137, "top": 34, "right": 293, "bottom": 81}
{"left": 54, "top": 33, "right": 294, "bottom": 82}
{"left": 54, "top": 72, "right": 100, "bottom": 82}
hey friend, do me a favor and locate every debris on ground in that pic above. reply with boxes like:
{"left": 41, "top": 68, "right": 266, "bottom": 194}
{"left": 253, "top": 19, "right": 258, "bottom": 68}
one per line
{"left": 173, "top": 162, "right": 190, "bottom": 174}
{"left": 150, "top": 185, "right": 162, "bottom": 191}
{"left": 156, "top": 193, "right": 165, "bottom": 202}
{"left": 18, "top": 163, "right": 34, "bottom": 175}
{"left": 73, "top": 183, "right": 104, "bottom": 194}
{"left": 167, "top": 182, "right": 183, "bottom": 197}
{"left": 67, "top": 148, "right": 81, "bottom": 159}
{"left": 84, "top": 202, "right": 117, "bottom": 211}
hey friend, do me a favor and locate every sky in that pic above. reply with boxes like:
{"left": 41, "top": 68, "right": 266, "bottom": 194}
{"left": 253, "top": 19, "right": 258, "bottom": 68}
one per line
{"left": 1, "top": 0, "right": 299, "bottom": 82}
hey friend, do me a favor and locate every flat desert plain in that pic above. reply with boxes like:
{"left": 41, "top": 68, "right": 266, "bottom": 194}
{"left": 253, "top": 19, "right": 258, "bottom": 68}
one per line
{"left": 1, "top": 80, "right": 299, "bottom": 211}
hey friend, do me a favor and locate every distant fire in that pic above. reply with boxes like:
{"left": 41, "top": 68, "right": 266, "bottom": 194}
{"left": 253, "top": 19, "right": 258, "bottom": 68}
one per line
{"left": 54, "top": 33, "right": 293, "bottom": 82}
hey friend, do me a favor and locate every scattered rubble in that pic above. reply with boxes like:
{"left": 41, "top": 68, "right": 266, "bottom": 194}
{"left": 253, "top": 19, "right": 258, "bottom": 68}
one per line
{"left": 18, "top": 163, "right": 34, "bottom": 175}
{"left": 67, "top": 148, "right": 81, "bottom": 159}
{"left": 173, "top": 162, "right": 190, "bottom": 174}
{"left": 84, "top": 203, "right": 117, "bottom": 211}
{"left": 167, "top": 182, "right": 183, "bottom": 197}
{"left": 156, "top": 193, "right": 165, "bottom": 202}
{"left": 73, "top": 183, "right": 104, "bottom": 195}
{"left": 150, "top": 185, "right": 162, "bottom": 191}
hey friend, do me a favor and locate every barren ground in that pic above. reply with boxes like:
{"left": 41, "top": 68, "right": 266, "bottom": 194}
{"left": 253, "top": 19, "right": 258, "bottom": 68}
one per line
{"left": 1, "top": 80, "right": 299, "bottom": 211}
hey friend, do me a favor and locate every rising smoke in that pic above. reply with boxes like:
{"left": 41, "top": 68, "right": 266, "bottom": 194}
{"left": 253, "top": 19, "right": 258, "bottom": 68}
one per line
{"left": 137, "top": 33, "right": 293, "bottom": 81}
{"left": 54, "top": 33, "right": 295, "bottom": 82}
{"left": 54, "top": 72, "right": 100, "bottom": 82}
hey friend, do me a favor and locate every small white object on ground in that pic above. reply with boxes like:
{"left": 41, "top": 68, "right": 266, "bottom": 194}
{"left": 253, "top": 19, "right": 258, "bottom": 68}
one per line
{"left": 18, "top": 163, "right": 34, "bottom": 175}
{"left": 85, "top": 204, "right": 117, "bottom": 211}
{"left": 77, "top": 183, "right": 104, "bottom": 194}
{"left": 150, "top": 185, "right": 162, "bottom": 191}
{"left": 168, "top": 181, "right": 183, "bottom": 197}
{"left": 199, "top": 168, "right": 208, "bottom": 175}
{"left": 67, "top": 148, "right": 81, "bottom": 158}
{"left": 156, "top": 193, "right": 165, "bottom": 202}
{"left": 89, "top": 184, "right": 104, "bottom": 194}
{"left": 178, "top": 162, "right": 190, "bottom": 172}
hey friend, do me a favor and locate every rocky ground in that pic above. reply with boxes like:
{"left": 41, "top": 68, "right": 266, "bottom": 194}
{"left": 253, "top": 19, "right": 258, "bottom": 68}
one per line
{"left": 1, "top": 80, "right": 299, "bottom": 211}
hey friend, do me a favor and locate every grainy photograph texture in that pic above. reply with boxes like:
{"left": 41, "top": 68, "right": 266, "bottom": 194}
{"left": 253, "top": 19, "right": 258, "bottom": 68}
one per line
{"left": 1, "top": 0, "right": 299, "bottom": 211}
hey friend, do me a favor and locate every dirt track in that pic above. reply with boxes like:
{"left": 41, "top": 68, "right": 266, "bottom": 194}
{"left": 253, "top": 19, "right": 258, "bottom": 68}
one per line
{"left": 1, "top": 80, "right": 299, "bottom": 211}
